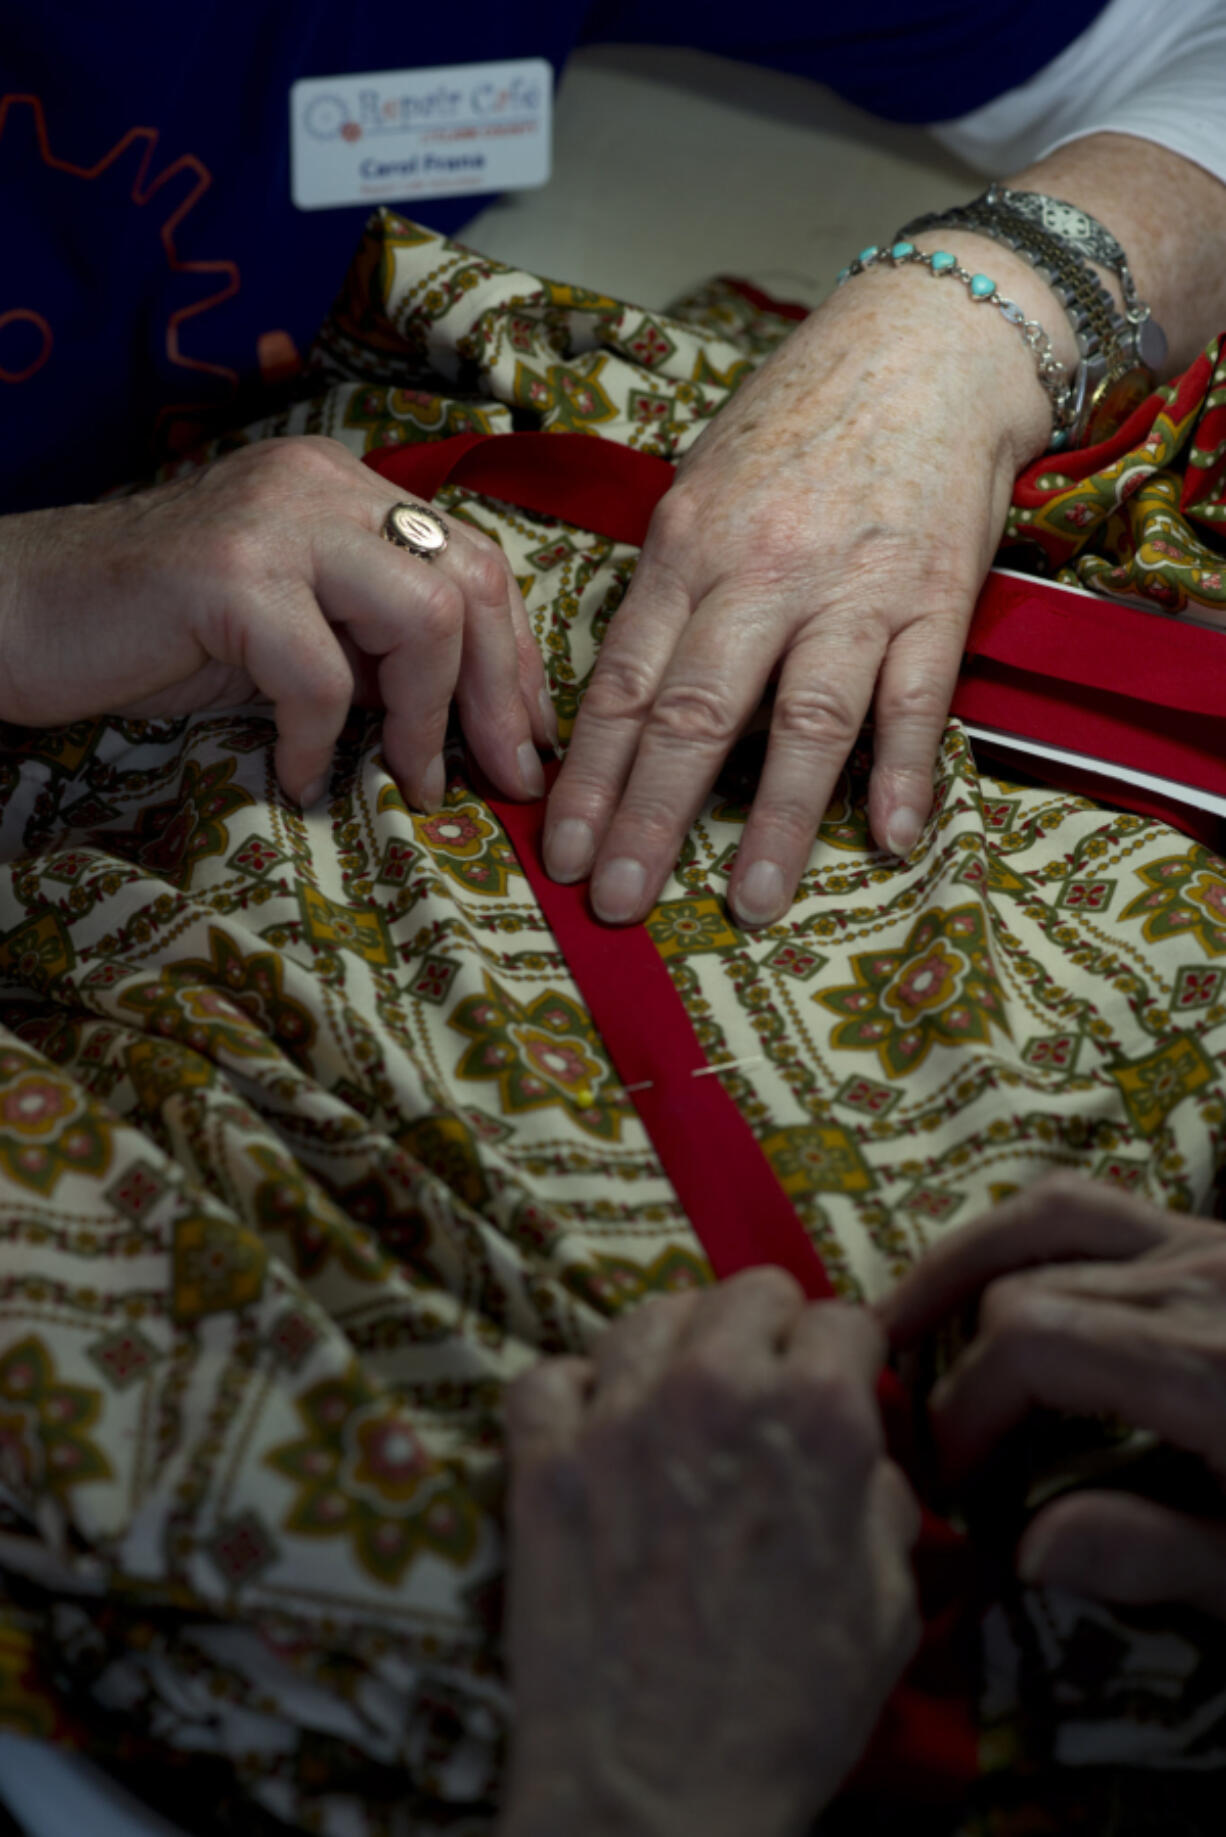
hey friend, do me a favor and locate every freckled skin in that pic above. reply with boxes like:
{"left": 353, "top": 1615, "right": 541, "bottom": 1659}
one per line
{"left": 546, "top": 133, "right": 1226, "bottom": 930}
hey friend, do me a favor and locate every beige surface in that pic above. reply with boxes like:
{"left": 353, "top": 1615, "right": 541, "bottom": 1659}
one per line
{"left": 467, "top": 43, "right": 980, "bottom": 310}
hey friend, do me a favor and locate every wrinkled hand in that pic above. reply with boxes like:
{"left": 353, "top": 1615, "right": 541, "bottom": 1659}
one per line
{"left": 0, "top": 435, "right": 554, "bottom": 809}
{"left": 880, "top": 1174, "right": 1226, "bottom": 1616}
{"left": 545, "top": 255, "right": 1053, "bottom": 927}
{"left": 499, "top": 1270, "right": 920, "bottom": 1837}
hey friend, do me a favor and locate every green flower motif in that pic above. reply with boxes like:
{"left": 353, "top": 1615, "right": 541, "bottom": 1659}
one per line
{"left": 816, "top": 904, "right": 1009, "bottom": 1079}
{"left": 266, "top": 1368, "right": 479, "bottom": 1586}
{"left": 0, "top": 1055, "right": 111, "bottom": 1195}
{"left": 0, "top": 1337, "right": 112, "bottom": 1506}
{"left": 449, "top": 972, "right": 622, "bottom": 1140}
{"left": 1121, "top": 852, "right": 1226, "bottom": 956}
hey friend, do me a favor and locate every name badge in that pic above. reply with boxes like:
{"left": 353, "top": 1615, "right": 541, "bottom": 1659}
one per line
{"left": 290, "top": 58, "right": 552, "bottom": 211}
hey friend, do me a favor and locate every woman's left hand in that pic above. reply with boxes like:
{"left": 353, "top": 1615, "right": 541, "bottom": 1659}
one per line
{"left": 543, "top": 249, "right": 1055, "bottom": 929}
{"left": 879, "top": 1174, "right": 1226, "bottom": 1615}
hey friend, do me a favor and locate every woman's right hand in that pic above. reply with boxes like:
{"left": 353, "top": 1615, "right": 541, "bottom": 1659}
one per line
{"left": 0, "top": 434, "right": 554, "bottom": 808}
{"left": 499, "top": 1270, "right": 921, "bottom": 1837}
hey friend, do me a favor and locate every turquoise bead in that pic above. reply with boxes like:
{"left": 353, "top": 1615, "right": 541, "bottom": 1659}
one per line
{"left": 858, "top": 245, "right": 879, "bottom": 264}
{"left": 890, "top": 240, "right": 915, "bottom": 259}
{"left": 929, "top": 250, "right": 956, "bottom": 272}
{"left": 836, "top": 267, "right": 851, "bottom": 285}
{"left": 970, "top": 273, "right": 996, "bottom": 298}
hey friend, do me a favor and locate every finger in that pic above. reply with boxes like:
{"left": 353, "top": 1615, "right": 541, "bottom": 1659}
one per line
{"left": 929, "top": 1286, "right": 1226, "bottom": 1480}
{"left": 878, "top": 1174, "right": 1179, "bottom": 1348}
{"left": 317, "top": 520, "right": 544, "bottom": 805}
{"left": 727, "top": 614, "right": 884, "bottom": 927}
{"left": 420, "top": 504, "right": 555, "bottom": 747}
{"left": 496, "top": 542, "right": 557, "bottom": 750}
{"left": 866, "top": 606, "right": 968, "bottom": 858}
{"left": 504, "top": 1356, "right": 593, "bottom": 1465}
{"left": 1018, "top": 1490, "right": 1226, "bottom": 1619}
{"left": 672, "top": 1265, "right": 808, "bottom": 1393}
{"left": 543, "top": 547, "right": 692, "bottom": 890}
{"left": 442, "top": 531, "right": 546, "bottom": 800}
{"left": 588, "top": 1289, "right": 703, "bottom": 1422}
{"left": 585, "top": 585, "right": 797, "bottom": 924}
{"left": 239, "top": 583, "right": 356, "bottom": 806}
{"left": 311, "top": 527, "right": 462, "bottom": 808}
{"left": 778, "top": 1302, "right": 888, "bottom": 1472}
{"left": 786, "top": 1300, "right": 886, "bottom": 1393}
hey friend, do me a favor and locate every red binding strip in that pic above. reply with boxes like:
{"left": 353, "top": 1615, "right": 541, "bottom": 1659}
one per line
{"left": 368, "top": 432, "right": 1226, "bottom": 843}
{"left": 368, "top": 429, "right": 670, "bottom": 548}
{"left": 475, "top": 761, "right": 836, "bottom": 1299}
{"left": 481, "top": 761, "right": 978, "bottom": 1798}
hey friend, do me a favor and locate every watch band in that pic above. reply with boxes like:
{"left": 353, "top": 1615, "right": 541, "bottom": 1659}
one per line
{"left": 982, "top": 183, "right": 1167, "bottom": 372}
{"left": 898, "top": 195, "right": 1165, "bottom": 449}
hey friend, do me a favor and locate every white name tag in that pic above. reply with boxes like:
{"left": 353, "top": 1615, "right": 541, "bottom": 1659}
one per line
{"left": 290, "top": 58, "right": 552, "bottom": 211}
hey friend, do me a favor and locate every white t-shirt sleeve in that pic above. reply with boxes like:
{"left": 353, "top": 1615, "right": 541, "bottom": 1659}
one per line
{"left": 930, "top": 0, "right": 1226, "bottom": 188}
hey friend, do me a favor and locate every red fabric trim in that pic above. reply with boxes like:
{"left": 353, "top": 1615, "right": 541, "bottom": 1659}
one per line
{"left": 476, "top": 761, "right": 835, "bottom": 1300}
{"left": 483, "top": 763, "right": 979, "bottom": 1797}
{"left": 717, "top": 275, "right": 810, "bottom": 323}
{"left": 366, "top": 430, "right": 672, "bottom": 549}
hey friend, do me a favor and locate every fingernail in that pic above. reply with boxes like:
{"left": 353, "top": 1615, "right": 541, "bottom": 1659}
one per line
{"left": 421, "top": 753, "right": 446, "bottom": 811}
{"left": 300, "top": 777, "right": 327, "bottom": 810}
{"left": 539, "top": 688, "right": 560, "bottom": 749}
{"left": 517, "top": 741, "right": 546, "bottom": 799}
{"left": 545, "top": 817, "right": 594, "bottom": 883}
{"left": 734, "top": 859, "right": 785, "bottom": 927}
{"left": 887, "top": 807, "right": 922, "bottom": 859}
{"left": 592, "top": 856, "right": 646, "bottom": 923}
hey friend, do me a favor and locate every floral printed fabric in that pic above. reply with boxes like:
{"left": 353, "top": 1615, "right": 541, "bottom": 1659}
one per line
{"left": 2, "top": 212, "right": 1226, "bottom": 1833}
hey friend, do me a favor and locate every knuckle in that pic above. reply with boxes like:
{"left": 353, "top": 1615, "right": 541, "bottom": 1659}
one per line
{"left": 460, "top": 544, "right": 512, "bottom": 606}
{"left": 581, "top": 650, "right": 660, "bottom": 727}
{"left": 771, "top": 682, "right": 862, "bottom": 752}
{"left": 648, "top": 486, "right": 703, "bottom": 553}
{"left": 278, "top": 434, "right": 348, "bottom": 479}
{"left": 416, "top": 574, "right": 465, "bottom": 643}
{"left": 878, "top": 673, "right": 950, "bottom": 730}
{"left": 648, "top": 680, "right": 740, "bottom": 748}
{"left": 978, "top": 1271, "right": 1049, "bottom": 1348}
{"left": 293, "top": 654, "right": 354, "bottom": 719}
{"left": 209, "top": 522, "right": 263, "bottom": 588}
{"left": 250, "top": 435, "right": 344, "bottom": 494}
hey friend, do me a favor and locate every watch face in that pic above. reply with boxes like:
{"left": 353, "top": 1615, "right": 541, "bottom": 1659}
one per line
{"left": 1084, "top": 364, "right": 1156, "bottom": 446}
{"left": 1038, "top": 200, "right": 1096, "bottom": 244}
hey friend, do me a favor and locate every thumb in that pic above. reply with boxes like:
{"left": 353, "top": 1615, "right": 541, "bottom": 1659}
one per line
{"left": 1018, "top": 1488, "right": 1226, "bottom": 1620}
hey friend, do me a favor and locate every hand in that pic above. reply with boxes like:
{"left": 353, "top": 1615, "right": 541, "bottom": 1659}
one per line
{"left": 498, "top": 1270, "right": 920, "bottom": 1837}
{"left": 879, "top": 1174, "right": 1226, "bottom": 1616}
{"left": 544, "top": 241, "right": 1057, "bottom": 927}
{"left": 0, "top": 435, "right": 555, "bottom": 809}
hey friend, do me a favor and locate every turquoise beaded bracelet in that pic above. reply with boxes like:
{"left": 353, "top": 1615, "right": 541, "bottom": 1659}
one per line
{"left": 836, "top": 240, "right": 1075, "bottom": 447}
